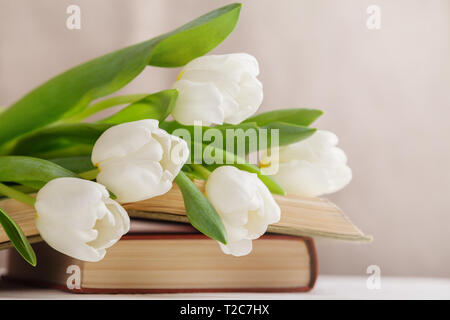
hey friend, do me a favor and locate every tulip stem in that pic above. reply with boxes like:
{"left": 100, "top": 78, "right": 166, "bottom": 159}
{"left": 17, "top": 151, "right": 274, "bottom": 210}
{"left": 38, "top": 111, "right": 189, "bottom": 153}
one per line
{"left": 0, "top": 183, "right": 36, "bottom": 207}
{"left": 190, "top": 164, "right": 211, "bottom": 180}
{"left": 78, "top": 168, "right": 99, "bottom": 181}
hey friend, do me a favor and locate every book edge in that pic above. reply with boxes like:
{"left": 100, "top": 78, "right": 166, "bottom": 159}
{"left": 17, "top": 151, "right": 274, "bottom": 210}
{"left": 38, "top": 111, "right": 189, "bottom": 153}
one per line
{"left": 2, "top": 234, "right": 317, "bottom": 294}
{"left": 128, "top": 210, "right": 373, "bottom": 242}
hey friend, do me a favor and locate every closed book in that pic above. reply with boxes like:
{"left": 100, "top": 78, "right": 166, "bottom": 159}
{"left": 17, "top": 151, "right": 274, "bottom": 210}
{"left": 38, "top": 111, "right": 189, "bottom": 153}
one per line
{"left": 4, "top": 220, "right": 317, "bottom": 293}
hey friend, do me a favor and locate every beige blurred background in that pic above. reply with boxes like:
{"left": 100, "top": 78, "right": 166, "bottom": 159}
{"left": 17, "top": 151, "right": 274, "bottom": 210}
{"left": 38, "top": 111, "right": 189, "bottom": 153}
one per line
{"left": 0, "top": 0, "right": 449, "bottom": 277}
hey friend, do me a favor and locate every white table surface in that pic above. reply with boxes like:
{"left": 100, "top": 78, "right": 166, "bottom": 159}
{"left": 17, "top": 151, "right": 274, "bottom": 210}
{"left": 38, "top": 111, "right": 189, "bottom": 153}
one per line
{"left": 0, "top": 270, "right": 449, "bottom": 299}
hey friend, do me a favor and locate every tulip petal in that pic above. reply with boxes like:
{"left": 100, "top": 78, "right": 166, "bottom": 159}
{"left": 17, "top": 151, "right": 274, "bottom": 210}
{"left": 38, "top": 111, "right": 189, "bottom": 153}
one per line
{"left": 92, "top": 119, "right": 159, "bottom": 164}
{"left": 206, "top": 166, "right": 280, "bottom": 257}
{"left": 225, "top": 73, "right": 263, "bottom": 124}
{"left": 92, "top": 120, "right": 190, "bottom": 203}
{"left": 172, "top": 80, "right": 225, "bottom": 125}
{"left": 96, "top": 160, "right": 166, "bottom": 203}
{"left": 268, "top": 130, "right": 352, "bottom": 197}
{"left": 35, "top": 178, "right": 129, "bottom": 262}
{"left": 172, "top": 53, "right": 262, "bottom": 125}
{"left": 219, "top": 238, "right": 252, "bottom": 257}
{"left": 180, "top": 69, "right": 240, "bottom": 98}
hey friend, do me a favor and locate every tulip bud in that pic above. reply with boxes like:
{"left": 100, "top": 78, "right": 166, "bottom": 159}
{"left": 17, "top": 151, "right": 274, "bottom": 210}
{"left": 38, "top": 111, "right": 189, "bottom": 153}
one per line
{"left": 91, "top": 119, "right": 189, "bottom": 203}
{"left": 35, "top": 177, "right": 130, "bottom": 262}
{"left": 172, "top": 53, "right": 263, "bottom": 125}
{"left": 205, "top": 166, "right": 280, "bottom": 256}
{"left": 264, "top": 130, "right": 352, "bottom": 197}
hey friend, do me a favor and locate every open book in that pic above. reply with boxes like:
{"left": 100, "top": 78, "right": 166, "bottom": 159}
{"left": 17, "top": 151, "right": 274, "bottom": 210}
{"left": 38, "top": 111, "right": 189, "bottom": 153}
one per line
{"left": 0, "top": 181, "right": 370, "bottom": 249}
{"left": 124, "top": 181, "right": 371, "bottom": 241}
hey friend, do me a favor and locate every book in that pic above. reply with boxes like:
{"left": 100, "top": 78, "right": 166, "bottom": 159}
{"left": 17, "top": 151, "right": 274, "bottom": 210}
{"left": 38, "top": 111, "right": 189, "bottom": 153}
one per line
{"left": 4, "top": 220, "right": 318, "bottom": 293}
{"left": 0, "top": 181, "right": 370, "bottom": 250}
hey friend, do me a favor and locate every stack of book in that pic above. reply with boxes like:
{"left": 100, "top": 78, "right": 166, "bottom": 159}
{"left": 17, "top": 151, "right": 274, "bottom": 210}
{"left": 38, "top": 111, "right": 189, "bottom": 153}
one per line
{"left": 0, "top": 182, "right": 369, "bottom": 293}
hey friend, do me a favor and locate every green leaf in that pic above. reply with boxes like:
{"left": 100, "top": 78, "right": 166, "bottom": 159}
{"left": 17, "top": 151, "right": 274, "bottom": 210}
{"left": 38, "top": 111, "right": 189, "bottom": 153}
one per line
{"left": 0, "top": 3, "right": 241, "bottom": 147}
{"left": 12, "top": 123, "right": 112, "bottom": 158}
{"left": 0, "top": 184, "right": 37, "bottom": 195}
{"left": 244, "top": 108, "right": 323, "bottom": 126}
{"left": 215, "top": 121, "right": 315, "bottom": 153}
{"left": 162, "top": 120, "right": 316, "bottom": 154}
{"left": 165, "top": 124, "right": 286, "bottom": 194}
{"left": 190, "top": 141, "right": 286, "bottom": 195}
{"left": 13, "top": 90, "right": 177, "bottom": 158}
{"left": 15, "top": 181, "right": 46, "bottom": 190}
{"left": 182, "top": 165, "right": 206, "bottom": 181}
{"left": 0, "top": 156, "right": 78, "bottom": 185}
{"left": 174, "top": 171, "right": 227, "bottom": 244}
{"left": 49, "top": 156, "right": 95, "bottom": 173}
{"left": 29, "top": 145, "right": 95, "bottom": 159}
{"left": 66, "top": 94, "right": 150, "bottom": 122}
{"left": 148, "top": 3, "right": 241, "bottom": 67}
{"left": 264, "top": 122, "right": 316, "bottom": 147}
{"left": 0, "top": 207, "right": 36, "bottom": 266}
{"left": 99, "top": 89, "right": 178, "bottom": 124}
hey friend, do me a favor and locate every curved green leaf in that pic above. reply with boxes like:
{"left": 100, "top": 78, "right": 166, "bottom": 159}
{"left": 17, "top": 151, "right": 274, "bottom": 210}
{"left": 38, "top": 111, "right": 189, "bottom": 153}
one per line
{"left": 28, "top": 145, "right": 95, "bottom": 159}
{"left": 175, "top": 171, "right": 227, "bottom": 244}
{"left": 188, "top": 140, "right": 285, "bottom": 195}
{"left": 14, "top": 90, "right": 177, "bottom": 158}
{"left": 50, "top": 156, "right": 95, "bottom": 173}
{"left": 264, "top": 122, "right": 316, "bottom": 147}
{"left": 244, "top": 108, "right": 323, "bottom": 126}
{"left": 99, "top": 89, "right": 178, "bottom": 124}
{"left": 183, "top": 165, "right": 206, "bottom": 181}
{"left": 15, "top": 181, "right": 46, "bottom": 190}
{"left": 148, "top": 3, "right": 241, "bottom": 67}
{"left": 162, "top": 120, "right": 316, "bottom": 154}
{"left": 67, "top": 94, "right": 149, "bottom": 122}
{"left": 12, "top": 123, "right": 112, "bottom": 157}
{"left": 0, "top": 156, "right": 78, "bottom": 185}
{"left": 17, "top": 119, "right": 314, "bottom": 160}
{"left": 0, "top": 3, "right": 241, "bottom": 147}
{"left": 0, "top": 207, "right": 36, "bottom": 266}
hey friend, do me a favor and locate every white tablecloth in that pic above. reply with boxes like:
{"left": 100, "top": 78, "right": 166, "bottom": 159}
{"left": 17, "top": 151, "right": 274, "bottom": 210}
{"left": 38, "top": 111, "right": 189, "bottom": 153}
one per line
{"left": 0, "top": 271, "right": 448, "bottom": 299}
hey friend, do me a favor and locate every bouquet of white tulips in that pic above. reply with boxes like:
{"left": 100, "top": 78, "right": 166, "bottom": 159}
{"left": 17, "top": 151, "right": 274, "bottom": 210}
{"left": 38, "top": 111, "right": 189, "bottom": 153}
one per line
{"left": 0, "top": 3, "right": 351, "bottom": 266}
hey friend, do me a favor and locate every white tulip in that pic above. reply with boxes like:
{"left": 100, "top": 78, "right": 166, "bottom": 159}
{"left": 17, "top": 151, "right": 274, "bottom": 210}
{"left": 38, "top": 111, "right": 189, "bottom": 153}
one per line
{"left": 35, "top": 177, "right": 130, "bottom": 262}
{"left": 91, "top": 119, "right": 189, "bottom": 203}
{"left": 263, "top": 130, "right": 352, "bottom": 197}
{"left": 172, "top": 53, "right": 263, "bottom": 125}
{"left": 205, "top": 166, "right": 280, "bottom": 256}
